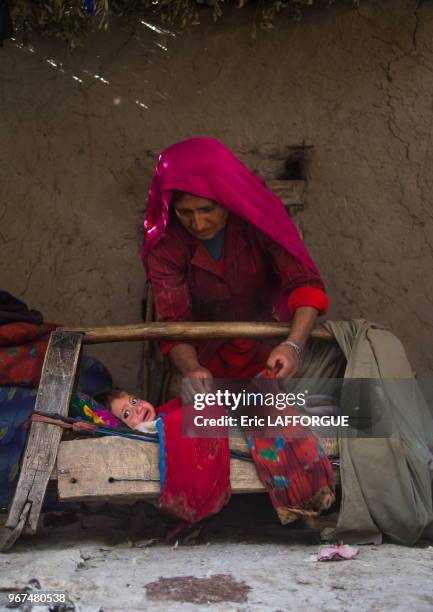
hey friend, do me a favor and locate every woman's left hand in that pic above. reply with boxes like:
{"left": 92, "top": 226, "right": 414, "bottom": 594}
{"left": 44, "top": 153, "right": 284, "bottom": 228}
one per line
{"left": 266, "top": 344, "right": 300, "bottom": 379}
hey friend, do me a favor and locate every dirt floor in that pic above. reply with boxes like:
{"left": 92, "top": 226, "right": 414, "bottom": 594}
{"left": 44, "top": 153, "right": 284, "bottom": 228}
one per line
{"left": 1, "top": 494, "right": 433, "bottom": 612}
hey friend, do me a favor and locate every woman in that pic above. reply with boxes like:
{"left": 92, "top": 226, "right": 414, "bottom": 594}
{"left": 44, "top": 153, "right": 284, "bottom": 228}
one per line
{"left": 141, "top": 138, "right": 336, "bottom": 525}
{"left": 141, "top": 137, "right": 329, "bottom": 386}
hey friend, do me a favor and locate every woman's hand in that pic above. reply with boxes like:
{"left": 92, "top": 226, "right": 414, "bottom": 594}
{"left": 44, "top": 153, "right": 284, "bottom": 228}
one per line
{"left": 266, "top": 344, "right": 300, "bottom": 379}
{"left": 266, "top": 306, "right": 319, "bottom": 378}
{"left": 169, "top": 343, "right": 214, "bottom": 399}
{"left": 182, "top": 366, "right": 214, "bottom": 402}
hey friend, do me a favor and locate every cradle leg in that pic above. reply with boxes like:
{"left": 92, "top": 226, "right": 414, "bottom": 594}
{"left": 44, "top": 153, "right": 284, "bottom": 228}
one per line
{"left": 1, "top": 331, "right": 83, "bottom": 551}
{"left": 0, "top": 502, "right": 31, "bottom": 552}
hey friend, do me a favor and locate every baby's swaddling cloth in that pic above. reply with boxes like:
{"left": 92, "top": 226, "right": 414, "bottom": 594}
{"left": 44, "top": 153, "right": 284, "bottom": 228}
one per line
{"left": 134, "top": 420, "right": 158, "bottom": 434}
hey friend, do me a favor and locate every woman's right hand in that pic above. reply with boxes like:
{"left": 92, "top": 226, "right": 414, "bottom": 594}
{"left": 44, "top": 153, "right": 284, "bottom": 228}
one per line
{"left": 182, "top": 366, "right": 214, "bottom": 402}
{"left": 168, "top": 343, "right": 214, "bottom": 400}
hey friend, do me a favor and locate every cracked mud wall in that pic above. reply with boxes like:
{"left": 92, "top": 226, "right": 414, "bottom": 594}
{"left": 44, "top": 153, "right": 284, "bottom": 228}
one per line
{"left": 1, "top": 0, "right": 432, "bottom": 390}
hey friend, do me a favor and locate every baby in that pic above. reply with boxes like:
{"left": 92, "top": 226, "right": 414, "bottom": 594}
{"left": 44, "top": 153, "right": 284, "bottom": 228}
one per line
{"left": 94, "top": 388, "right": 157, "bottom": 433}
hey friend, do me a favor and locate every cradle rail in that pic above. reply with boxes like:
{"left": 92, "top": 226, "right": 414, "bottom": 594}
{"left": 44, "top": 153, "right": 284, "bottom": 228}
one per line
{"left": 57, "top": 437, "right": 262, "bottom": 502}
{"left": 0, "top": 322, "right": 335, "bottom": 551}
{"left": 63, "top": 321, "right": 334, "bottom": 345}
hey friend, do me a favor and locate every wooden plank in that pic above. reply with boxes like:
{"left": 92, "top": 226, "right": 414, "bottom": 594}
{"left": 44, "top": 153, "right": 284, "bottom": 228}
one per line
{"left": 4, "top": 330, "right": 83, "bottom": 534}
{"left": 57, "top": 437, "right": 264, "bottom": 502}
{"left": 0, "top": 503, "right": 31, "bottom": 552}
{"left": 57, "top": 436, "right": 339, "bottom": 503}
{"left": 60, "top": 322, "right": 334, "bottom": 345}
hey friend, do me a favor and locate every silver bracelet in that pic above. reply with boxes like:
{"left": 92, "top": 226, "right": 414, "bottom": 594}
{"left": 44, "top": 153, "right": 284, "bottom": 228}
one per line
{"left": 281, "top": 339, "right": 302, "bottom": 358}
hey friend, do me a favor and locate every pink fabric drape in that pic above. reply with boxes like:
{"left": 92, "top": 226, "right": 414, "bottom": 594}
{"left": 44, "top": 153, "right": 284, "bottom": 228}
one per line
{"left": 141, "top": 137, "right": 318, "bottom": 274}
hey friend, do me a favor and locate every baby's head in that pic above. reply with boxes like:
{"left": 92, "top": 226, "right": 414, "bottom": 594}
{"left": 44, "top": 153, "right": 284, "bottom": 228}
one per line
{"left": 94, "top": 388, "right": 156, "bottom": 429}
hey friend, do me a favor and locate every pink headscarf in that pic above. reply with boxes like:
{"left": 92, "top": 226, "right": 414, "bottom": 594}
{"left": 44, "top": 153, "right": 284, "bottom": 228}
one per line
{"left": 141, "top": 137, "right": 318, "bottom": 273}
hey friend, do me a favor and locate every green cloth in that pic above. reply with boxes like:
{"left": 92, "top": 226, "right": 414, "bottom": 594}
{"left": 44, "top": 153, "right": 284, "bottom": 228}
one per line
{"left": 202, "top": 226, "right": 226, "bottom": 261}
{"left": 294, "top": 319, "right": 433, "bottom": 545}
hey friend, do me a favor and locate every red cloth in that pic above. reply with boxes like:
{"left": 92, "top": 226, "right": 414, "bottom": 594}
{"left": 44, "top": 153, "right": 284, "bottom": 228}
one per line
{"left": 148, "top": 214, "right": 328, "bottom": 375}
{"left": 204, "top": 339, "right": 273, "bottom": 378}
{"left": 250, "top": 434, "right": 335, "bottom": 522}
{"left": 155, "top": 397, "right": 334, "bottom": 525}
{"left": 288, "top": 287, "right": 329, "bottom": 313}
{"left": 156, "top": 399, "right": 231, "bottom": 522}
{"left": 0, "top": 322, "right": 58, "bottom": 386}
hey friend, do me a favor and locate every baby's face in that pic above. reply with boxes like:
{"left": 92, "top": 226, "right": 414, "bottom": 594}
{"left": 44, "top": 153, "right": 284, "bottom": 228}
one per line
{"left": 110, "top": 392, "right": 156, "bottom": 429}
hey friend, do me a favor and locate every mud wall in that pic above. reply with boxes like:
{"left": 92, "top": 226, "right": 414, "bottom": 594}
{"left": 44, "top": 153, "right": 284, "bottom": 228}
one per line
{"left": 1, "top": 0, "right": 432, "bottom": 391}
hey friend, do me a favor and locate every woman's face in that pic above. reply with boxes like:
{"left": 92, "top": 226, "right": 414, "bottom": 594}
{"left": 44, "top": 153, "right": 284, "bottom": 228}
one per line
{"left": 174, "top": 193, "right": 229, "bottom": 240}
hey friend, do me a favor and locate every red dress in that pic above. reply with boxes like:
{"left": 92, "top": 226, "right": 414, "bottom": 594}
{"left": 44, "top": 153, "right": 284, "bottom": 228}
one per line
{"left": 147, "top": 213, "right": 328, "bottom": 377}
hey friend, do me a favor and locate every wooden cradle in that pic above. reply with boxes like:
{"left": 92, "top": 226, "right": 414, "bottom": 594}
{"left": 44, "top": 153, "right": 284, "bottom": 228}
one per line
{"left": 0, "top": 321, "right": 339, "bottom": 551}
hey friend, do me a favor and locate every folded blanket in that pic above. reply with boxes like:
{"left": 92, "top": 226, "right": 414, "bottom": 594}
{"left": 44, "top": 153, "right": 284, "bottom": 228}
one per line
{"left": 0, "top": 387, "right": 37, "bottom": 508}
{"left": 0, "top": 322, "right": 58, "bottom": 386}
{"left": 0, "top": 291, "right": 43, "bottom": 325}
